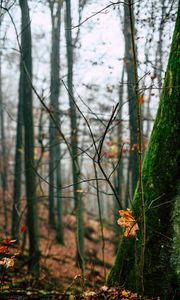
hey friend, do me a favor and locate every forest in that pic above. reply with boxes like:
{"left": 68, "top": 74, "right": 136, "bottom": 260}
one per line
{"left": 0, "top": 0, "right": 179, "bottom": 299}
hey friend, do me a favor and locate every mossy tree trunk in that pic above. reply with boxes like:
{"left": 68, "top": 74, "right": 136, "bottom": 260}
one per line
{"left": 107, "top": 3, "right": 180, "bottom": 298}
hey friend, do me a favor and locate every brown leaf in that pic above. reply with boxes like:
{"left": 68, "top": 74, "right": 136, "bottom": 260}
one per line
{"left": 20, "top": 224, "right": 27, "bottom": 234}
{"left": 117, "top": 209, "right": 139, "bottom": 237}
{"left": 138, "top": 94, "right": 144, "bottom": 104}
{"left": 0, "top": 246, "right": 8, "bottom": 253}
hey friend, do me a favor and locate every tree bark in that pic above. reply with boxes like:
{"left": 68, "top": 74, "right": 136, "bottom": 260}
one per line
{"left": 123, "top": 2, "right": 138, "bottom": 198}
{"left": 19, "top": 0, "right": 40, "bottom": 277}
{"left": 48, "top": 0, "right": 64, "bottom": 243}
{"left": 0, "top": 18, "right": 8, "bottom": 233}
{"left": 107, "top": 3, "right": 180, "bottom": 297}
{"left": 12, "top": 67, "right": 23, "bottom": 240}
{"left": 65, "top": 0, "right": 84, "bottom": 271}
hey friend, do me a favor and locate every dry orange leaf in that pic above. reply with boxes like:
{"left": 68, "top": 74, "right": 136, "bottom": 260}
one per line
{"left": 5, "top": 239, "right": 16, "bottom": 244}
{"left": 20, "top": 224, "right": 27, "bottom": 234}
{"left": 138, "top": 94, "right": 144, "bottom": 104}
{"left": 69, "top": 295, "right": 76, "bottom": 300}
{"left": 75, "top": 189, "right": 83, "bottom": 193}
{"left": 0, "top": 246, "right": 8, "bottom": 253}
{"left": 117, "top": 208, "right": 139, "bottom": 237}
{"left": 121, "top": 289, "right": 131, "bottom": 297}
{"left": 150, "top": 74, "right": 156, "bottom": 80}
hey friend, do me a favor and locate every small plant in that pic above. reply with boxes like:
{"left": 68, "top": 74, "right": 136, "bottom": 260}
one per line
{"left": 0, "top": 239, "right": 20, "bottom": 268}
{"left": 0, "top": 225, "right": 26, "bottom": 289}
{"left": 0, "top": 238, "right": 20, "bottom": 291}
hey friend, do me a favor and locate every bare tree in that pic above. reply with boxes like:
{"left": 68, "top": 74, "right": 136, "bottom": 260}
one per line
{"left": 123, "top": 1, "right": 138, "bottom": 200}
{"left": 48, "top": 0, "right": 64, "bottom": 243}
{"left": 0, "top": 5, "right": 8, "bottom": 233}
{"left": 19, "top": 0, "right": 40, "bottom": 277}
{"left": 65, "top": 0, "right": 84, "bottom": 271}
{"left": 11, "top": 63, "right": 23, "bottom": 240}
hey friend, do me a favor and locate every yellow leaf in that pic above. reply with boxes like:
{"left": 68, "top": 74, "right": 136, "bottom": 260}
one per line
{"left": 1, "top": 257, "right": 15, "bottom": 268}
{"left": 75, "top": 189, "right": 83, "bottom": 193}
{"left": 69, "top": 295, "right": 76, "bottom": 300}
{"left": 117, "top": 209, "right": 139, "bottom": 237}
{"left": 138, "top": 94, "right": 144, "bottom": 104}
{"left": 26, "top": 291, "right": 33, "bottom": 296}
{"left": 121, "top": 289, "right": 131, "bottom": 297}
{"left": 6, "top": 258, "right": 15, "bottom": 268}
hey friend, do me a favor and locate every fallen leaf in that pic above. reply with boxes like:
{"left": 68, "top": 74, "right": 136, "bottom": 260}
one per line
{"left": 0, "top": 257, "right": 15, "bottom": 268}
{"left": 5, "top": 239, "right": 16, "bottom": 244}
{"left": 69, "top": 295, "right": 76, "bottom": 300}
{"left": 0, "top": 246, "right": 8, "bottom": 253}
{"left": 121, "top": 289, "right": 131, "bottom": 297}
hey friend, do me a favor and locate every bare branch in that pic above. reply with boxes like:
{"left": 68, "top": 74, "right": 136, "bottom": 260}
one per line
{"left": 72, "top": 1, "right": 126, "bottom": 29}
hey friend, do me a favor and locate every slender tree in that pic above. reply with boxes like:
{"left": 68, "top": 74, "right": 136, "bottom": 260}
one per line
{"left": 19, "top": 0, "right": 40, "bottom": 276}
{"left": 65, "top": 0, "right": 84, "bottom": 271}
{"left": 116, "top": 67, "right": 125, "bottom": 207}
{"left": 155, "top": 0, "right": 166, "bottom": 88}
{"left": 48, "top": 0, "right": 64, "bottom": 243}
{"left": 108, "top": 2, "right": 180, "bottom": 297}
{"left": 12, "top": 67, "right": 23, "bottom": 240}
{"left": 0, "top": 11, "right": 8, "bottom": 233}
{"left": 123, "top": 2, "right": 138, "bottom": 200}
{"left": 113, "top": 67, "right": 125, "bottom": 249}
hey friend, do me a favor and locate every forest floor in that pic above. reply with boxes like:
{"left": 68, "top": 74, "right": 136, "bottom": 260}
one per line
{"left": 0, "top": 199, "right": 128, "bottom": 299}
{"left": 0, "top": 200, "right": 166, "bottom": 299}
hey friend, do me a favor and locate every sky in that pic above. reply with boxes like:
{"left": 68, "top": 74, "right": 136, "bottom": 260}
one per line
{"left": 1, "top": 0, "right": 177, "bottom": 136}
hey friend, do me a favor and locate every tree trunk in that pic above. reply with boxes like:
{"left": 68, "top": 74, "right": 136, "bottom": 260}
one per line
{"left": 113, "top": 67, "right": 125, "bottom": 249}
{"left": 19, "top": 0, "right": 40, "bottom": 277}
{"left": 12, "top": 68, "right": 23, "bottom": 240}
{"left": 123, "top": 2, "right": 138, "bottom": 198}
{"left": 48, "top": 0, "right": 64, "bottom": 243}
{"left": 65, "top": 0, "right": 84, "bottom": 271}
{"left": 0, "top": 22, "right": 8, "bottom": 233}
{"left": 107, "top": 3, "right": 180, "bottom": 297}
{"left": 155, "top": 0, "right": 166, "bottom": 88}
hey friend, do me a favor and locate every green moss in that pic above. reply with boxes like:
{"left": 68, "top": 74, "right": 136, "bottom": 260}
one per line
{"left": 107, "top": 3, "right": 180, "bottom": 297}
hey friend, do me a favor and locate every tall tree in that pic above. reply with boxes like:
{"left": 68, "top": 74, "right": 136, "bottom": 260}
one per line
{"left": 19, "top": 0, "right": 40, "bottom": 276}
{"left": 113, "top": 67, "right": 125, "bottom": 249}
{"left": 155, "top": 0, "right": 166, "bottom": 88}
{"left": 48, "top": 0, "right": 64, "bottom": 243}
{"left": 11, "top": 65, "right": 23, "bottom": 240}
{"left": 0, "top": 8, "right": 8, "bottom": 233}
{"left": 123, "top": 2, "right": 138, "bottom": 200}
{"left": 65, "top": 0, "right": 84, "bottom": 271}
{"left": 107, "top": 2, "right": 180, "bottom": 297}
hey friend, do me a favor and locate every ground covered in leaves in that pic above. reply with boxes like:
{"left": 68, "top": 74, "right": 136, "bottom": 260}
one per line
{"left": 0, "top": 198, "right": 121, "bottom": 298}
{"left": 0, "top": 287, "right": 156, "bottom": 299}
{"left": 1, "top": 201, "right": 177, "bottom": 299}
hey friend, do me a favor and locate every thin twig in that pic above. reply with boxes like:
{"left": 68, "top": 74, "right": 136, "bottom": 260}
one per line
{"left": 72, "top": 1, "right": 126, "bottom": 29}
{"left": 97, "top": 104, "right": 123, "bottom": 208}
{"left": 93, "top": 161, "right": 106, "bottom": 282}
